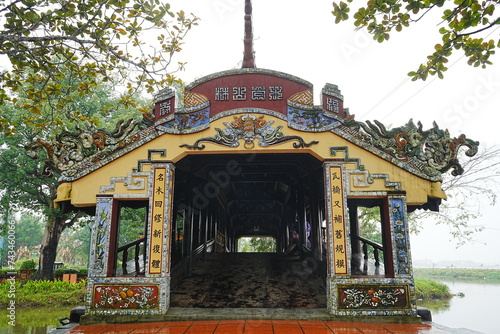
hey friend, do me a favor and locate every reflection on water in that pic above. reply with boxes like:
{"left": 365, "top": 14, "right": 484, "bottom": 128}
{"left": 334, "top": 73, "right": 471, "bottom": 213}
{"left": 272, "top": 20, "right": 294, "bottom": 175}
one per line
{"left": 0, "top": 306, "right": 75, "bottom": 334}
{"left": 418, "top": 279, "right": 500, "bottom": 334}
{"left": 418, "top": 298, "right": 451, "bottom": 312}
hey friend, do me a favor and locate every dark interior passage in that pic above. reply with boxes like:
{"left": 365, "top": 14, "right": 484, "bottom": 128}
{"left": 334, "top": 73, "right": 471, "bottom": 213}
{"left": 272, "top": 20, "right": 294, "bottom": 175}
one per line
{"left": 169, "top": 153, "right": 327, "bottom": 308}
{"left": 170, "top": 253, "right": 326, "bottom": 309}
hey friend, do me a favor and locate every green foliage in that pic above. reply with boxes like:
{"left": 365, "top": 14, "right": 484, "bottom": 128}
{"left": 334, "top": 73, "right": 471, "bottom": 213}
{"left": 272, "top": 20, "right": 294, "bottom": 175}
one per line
{"left": 118, "top": 204, "right": 148, "bottom": 247}
{"left": 0, "top": 120, "right": 59, "bottom": 215}
{"left": 57, "top": 222, "right": 93, "bottom": 267}
{"left": 54, "top": 266, "right": 88, "bottom": 275}
{"left": 0, "top": 71, "right": 152, "bottom": 279}
{"left": 20, "top": 259, "right": 37, "bottom": 270}
{"left": 414, "top": 278, "right": 452, "bottom": 300}
{"left": 358, "top": 206, "right": 383, "bottom": 244}
{"left": 13, "top": 214, "right": 45, "bottom": 254}
{"left": 238, "top": 237, "right": 276, "bottom": 253}
{"left": 0, "top": 279, "right": 87, "bottom": 307}
{"left": 0, "top": 0, "right": 199, "bottom": 136}
{"left": 332, "top": 0, "right": 500, "bottom": 80}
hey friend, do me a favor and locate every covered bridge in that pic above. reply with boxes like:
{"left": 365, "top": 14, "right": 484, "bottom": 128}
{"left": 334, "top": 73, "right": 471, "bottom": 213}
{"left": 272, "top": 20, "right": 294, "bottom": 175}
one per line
{"left": 32, "top": 0, "right": 478, "bottom": 324}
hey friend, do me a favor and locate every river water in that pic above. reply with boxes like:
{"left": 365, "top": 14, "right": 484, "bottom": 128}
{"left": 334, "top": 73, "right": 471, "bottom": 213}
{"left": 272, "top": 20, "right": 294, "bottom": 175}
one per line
{"left": 0, "top": 306, "right": 74, "bottom": 333}
{"left": 419, "top": 279, "right": 500, "bottom": 334}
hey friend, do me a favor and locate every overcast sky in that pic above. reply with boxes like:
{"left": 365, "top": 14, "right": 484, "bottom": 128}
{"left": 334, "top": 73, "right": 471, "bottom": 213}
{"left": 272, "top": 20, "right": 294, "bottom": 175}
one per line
{"left": 167, "top": 0, "right": 500, "bottom": 266}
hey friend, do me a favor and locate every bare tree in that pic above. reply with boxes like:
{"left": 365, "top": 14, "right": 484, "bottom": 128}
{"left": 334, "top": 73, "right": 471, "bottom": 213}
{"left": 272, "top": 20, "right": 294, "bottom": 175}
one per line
{"left": 410, "top": 144, "right": 500, "bottom": 246}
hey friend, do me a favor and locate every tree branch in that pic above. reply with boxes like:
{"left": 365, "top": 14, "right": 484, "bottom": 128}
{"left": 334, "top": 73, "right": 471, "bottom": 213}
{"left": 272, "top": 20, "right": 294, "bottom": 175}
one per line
{"left": 454, "top": 17, "right": 500, "bottom": 39}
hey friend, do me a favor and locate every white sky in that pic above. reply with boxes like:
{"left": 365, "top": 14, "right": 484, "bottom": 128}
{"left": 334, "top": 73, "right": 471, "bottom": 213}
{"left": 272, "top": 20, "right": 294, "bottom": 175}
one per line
{"left": 169, "top": 0, "right": 500, "bottom": 266}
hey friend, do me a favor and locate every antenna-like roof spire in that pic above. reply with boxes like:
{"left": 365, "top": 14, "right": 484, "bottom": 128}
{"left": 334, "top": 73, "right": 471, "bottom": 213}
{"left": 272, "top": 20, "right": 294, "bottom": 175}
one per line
{"left": 242, "top": 0, "right": 256, "bottom": 68}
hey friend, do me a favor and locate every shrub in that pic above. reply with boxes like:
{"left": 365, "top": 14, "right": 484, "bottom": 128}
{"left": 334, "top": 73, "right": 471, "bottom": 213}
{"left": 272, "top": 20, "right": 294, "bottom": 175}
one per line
{"left": 20, "top": 259, "right": 37, "bottom": 270}
{"left": 415, "top": 278, "right": 452, "bottom": 300}
{"left": 0, "top": 279, "right": 87, "bottom": 307}
{"left": 54, "top": 266, "right": 88, "bottom": 275}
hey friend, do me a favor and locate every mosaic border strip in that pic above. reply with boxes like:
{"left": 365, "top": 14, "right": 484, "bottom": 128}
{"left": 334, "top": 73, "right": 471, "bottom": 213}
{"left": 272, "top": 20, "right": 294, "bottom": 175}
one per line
{"left": 99, "top": 172, "right": 149, "bottom": 194}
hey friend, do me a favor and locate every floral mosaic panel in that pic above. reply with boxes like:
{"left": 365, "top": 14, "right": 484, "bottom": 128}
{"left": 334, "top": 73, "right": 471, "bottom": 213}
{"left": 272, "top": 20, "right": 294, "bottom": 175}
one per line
{"left": 338, "top": 284, "right": 410, "bottom": 310}
{"left": 390, "top": 197, "right": 411, "bottom": 276}
{"left": 93, "top": 285, "right": 159, "bottom": 310}
{"left": 89, "top": 198, "right": 112, "bottom": 276}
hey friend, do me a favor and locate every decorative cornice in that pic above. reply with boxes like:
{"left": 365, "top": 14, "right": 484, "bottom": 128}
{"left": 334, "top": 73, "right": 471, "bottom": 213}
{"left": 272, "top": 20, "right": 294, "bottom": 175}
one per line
{"left": 154, "top": 87, "right": 175, "bottom": 103}
{"left": 211, "top": 107, "right": 287, "bottom": 122}
{"left": 27, "top": 72, "right": 478, "bottom": 185}
{"left": 180, "top": 114, "right": 318, "bottom": 150}
{"left": 26, "top": 119, "right": 158, "bottom": 182}
{"left": 322, "top": 83, "right": 344, "bottom": 100}
{"left": 185, "top": 68, "right": 312, "bottom": 91}
{"left": 332, "top": 118, "right": 479, "bottom": 181}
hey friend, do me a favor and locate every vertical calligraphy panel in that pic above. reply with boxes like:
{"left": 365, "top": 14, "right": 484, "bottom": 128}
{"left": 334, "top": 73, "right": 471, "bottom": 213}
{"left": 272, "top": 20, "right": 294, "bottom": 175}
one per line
{"left": 329, "top": 166, "right": 348, "bottom": 275}
{"left": 149, "top": 168, "right": 166, "bottom": 274}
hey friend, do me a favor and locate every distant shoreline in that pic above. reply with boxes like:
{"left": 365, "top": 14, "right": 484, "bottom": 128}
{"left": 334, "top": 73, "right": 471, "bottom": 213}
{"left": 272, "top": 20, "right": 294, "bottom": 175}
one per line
{"left": 414, "top": 267, "right": 500, "bottom": 281}
{"left": 413, "top": 259, "right": 500, "bottom": 270}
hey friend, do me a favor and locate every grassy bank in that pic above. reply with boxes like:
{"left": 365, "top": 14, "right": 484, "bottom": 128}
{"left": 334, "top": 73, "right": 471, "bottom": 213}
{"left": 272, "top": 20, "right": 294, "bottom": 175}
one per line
{"left": 414, "top": 278, "right": 452, "bottom": 300}
{"left": 0, "top": 279, "right": 86, "bottom": 307}
{"left": 414, "top": 268, "right": 500, "bottom": 281}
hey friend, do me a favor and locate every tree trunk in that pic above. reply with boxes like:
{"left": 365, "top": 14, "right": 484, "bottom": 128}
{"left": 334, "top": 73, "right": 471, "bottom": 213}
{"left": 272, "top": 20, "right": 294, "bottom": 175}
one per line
{"left": 31, "top": 214, "right": 65, "bottom": 281}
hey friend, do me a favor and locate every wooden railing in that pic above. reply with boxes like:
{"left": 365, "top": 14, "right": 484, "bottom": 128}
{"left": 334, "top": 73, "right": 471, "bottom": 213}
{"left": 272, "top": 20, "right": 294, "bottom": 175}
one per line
{"left": 116, "top": 237, "right": 146, "bottom": 276}
{"left": 353, "top": 236, "right": 385, "bottom": 276}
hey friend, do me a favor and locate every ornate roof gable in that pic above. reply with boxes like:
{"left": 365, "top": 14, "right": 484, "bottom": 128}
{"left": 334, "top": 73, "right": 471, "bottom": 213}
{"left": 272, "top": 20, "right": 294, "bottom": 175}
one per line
{"left": 27, "top": 69, "right": 478, "bottom": 183}
{"left": 336, "top": 117, "right": 479, "bottom": 180}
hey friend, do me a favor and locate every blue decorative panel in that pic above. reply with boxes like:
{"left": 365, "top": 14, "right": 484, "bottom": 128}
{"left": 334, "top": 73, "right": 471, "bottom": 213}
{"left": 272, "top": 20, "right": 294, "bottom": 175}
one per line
{"left": 389, "top": 197, "right": 410, "bottom": 276}
{"left": 159, "top": 106, "right": 210, "bottom": 133}
{"left": 89, "top": 197, "right": 113, "bottom": 276}
{"left": 287, "top": 105, "right": 339, "bottom": 132}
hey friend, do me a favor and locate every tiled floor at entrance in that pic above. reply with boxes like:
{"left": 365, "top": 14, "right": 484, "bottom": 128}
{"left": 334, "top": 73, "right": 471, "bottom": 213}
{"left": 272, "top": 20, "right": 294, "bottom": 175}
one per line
{"left": 66, "top": 320, "right": 447, "bottom": 334}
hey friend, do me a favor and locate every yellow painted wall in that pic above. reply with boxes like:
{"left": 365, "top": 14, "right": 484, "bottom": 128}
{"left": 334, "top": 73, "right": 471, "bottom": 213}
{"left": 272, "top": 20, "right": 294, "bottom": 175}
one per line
{"left": 56, "top": 114, "right": 446, "bottom": 207}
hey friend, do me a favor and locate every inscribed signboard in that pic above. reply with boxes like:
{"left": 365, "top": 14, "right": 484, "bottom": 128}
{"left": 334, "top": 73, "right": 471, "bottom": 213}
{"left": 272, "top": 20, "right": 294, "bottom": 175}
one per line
{"left": 330, "top": 166, "right": 348, "bottom": 275}
{"left": 149, "top": 168, "right": 166, "bottom": 274}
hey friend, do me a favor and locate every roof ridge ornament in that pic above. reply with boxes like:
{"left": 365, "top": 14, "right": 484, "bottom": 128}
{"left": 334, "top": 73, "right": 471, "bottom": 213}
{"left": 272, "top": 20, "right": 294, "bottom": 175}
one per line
{"left": 242, "top": 0, "right": 256, "bottom": 68}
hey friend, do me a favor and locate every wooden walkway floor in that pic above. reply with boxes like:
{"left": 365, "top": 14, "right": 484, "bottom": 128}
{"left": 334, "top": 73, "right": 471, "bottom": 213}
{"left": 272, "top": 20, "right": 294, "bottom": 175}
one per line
{"left": 170, "top": 253, "right": 326, "bottom": 309}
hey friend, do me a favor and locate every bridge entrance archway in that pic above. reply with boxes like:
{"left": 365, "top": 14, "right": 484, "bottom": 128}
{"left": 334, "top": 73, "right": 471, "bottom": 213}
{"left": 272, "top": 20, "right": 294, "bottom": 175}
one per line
{"left": 169, "top": 152, "right": 327, "bottom": 309}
